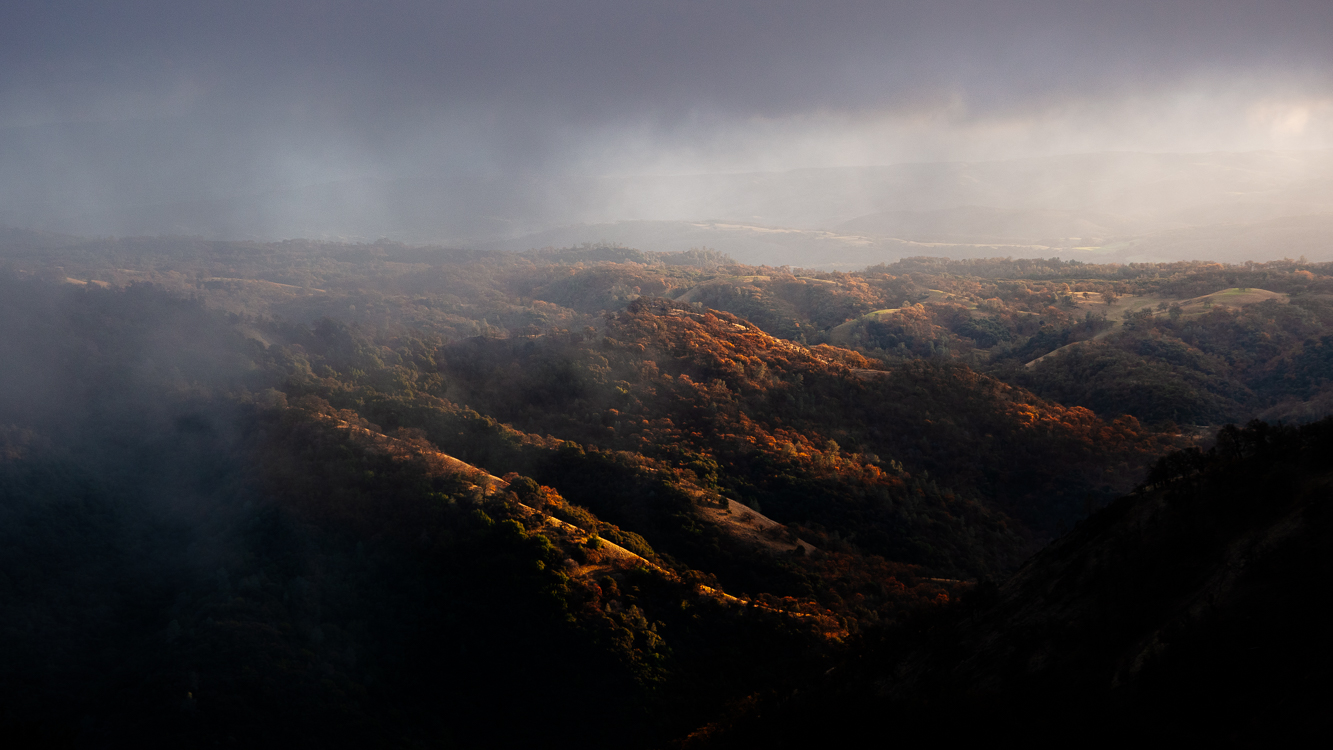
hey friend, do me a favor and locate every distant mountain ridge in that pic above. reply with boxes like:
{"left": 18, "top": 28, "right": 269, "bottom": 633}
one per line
{"left": 836, "top": 205, "right": 1136, "bottom": 243}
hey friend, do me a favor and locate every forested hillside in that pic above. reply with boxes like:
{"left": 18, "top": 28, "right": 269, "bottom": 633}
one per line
{"left": 2, "top": 234, "right": 1330, "bottom": 746}
{"left": 688, "top": 418, "right": 1333, "bottom": 745}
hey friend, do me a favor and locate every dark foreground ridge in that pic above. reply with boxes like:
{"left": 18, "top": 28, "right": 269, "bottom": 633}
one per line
{"left": 691, "top": 418, "right": 1333, "bottom": 746}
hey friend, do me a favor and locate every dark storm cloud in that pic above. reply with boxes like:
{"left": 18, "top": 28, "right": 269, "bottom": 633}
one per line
{"left": 5, "top": 1, "right": 1332, "bottom": 127}
{"left": 2, "top": 2, "right": 1332, "bottom": 238}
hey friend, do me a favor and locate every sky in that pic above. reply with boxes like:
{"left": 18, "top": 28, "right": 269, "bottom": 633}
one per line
{"left": 3, "top": 1, "right": 1333, "bottom": 236}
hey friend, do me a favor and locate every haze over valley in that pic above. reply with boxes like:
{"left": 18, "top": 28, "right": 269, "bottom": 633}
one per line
{"left": 9, "top": 145, "right": 1333, "bottom": 267}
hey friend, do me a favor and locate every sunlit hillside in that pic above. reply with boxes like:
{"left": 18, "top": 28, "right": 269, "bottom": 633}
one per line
{"left": 3, "top": 232, "right": 1331, "bottom": 744}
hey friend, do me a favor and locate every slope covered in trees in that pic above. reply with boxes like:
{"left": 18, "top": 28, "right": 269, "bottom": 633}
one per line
{"left": 2, "top": 234, "right": 1329, "bottom": 745}
{"left": 689, "top": 418, "right": 1333, "bottom": 745}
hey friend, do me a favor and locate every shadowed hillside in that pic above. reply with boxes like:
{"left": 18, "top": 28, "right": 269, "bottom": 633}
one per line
{"left": 690, "top": 418, "right": 1333, "bottom": 745}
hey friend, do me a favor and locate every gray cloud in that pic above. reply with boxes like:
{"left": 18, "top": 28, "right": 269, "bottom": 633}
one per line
{"left": 6, "top": 2, "right": 1330, "bottom": 118}
{"left": 3, "top": 1, "right": 1333, "bottom": 239}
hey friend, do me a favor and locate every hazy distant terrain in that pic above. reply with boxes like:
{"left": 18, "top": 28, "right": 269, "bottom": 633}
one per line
{"left": 495, "top": 150, "right": 1333, "bottom": 267}
{"left": 5, "top": 147, "right": 1332, "bottom": 268}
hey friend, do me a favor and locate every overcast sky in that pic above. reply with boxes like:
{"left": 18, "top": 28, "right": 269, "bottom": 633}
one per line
{"left": 3, "top": 1, "right": 1333, "bottom": 232}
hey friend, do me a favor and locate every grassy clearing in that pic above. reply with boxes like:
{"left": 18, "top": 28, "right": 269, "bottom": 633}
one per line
{"left": 697, "top": 498, "right": 816, "bottom": 556}
{"left": 1178, "top": 287, "right": 1286, "bottom": 312}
